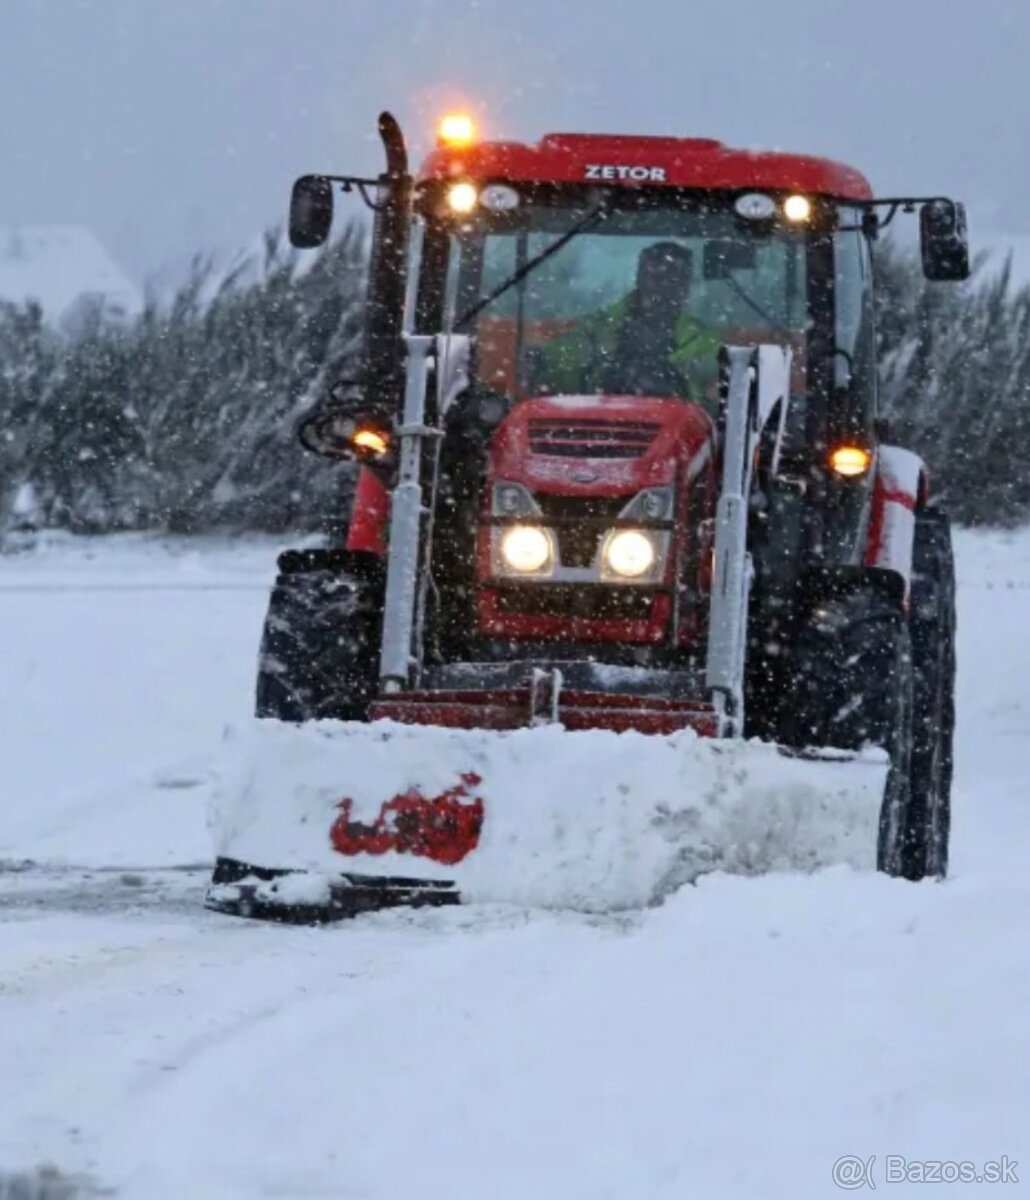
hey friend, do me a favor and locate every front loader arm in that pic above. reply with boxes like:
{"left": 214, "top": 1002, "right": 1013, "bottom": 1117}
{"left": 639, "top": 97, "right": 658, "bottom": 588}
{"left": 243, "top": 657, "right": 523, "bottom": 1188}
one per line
{"left": 706, "top": 345, "right": 792, "bottom": 736}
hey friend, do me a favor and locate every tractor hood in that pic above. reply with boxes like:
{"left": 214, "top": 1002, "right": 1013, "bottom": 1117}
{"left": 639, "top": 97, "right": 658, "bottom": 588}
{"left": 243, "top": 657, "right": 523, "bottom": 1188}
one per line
{"left": 488, "top": 394, "right": 713, "bottom": 495}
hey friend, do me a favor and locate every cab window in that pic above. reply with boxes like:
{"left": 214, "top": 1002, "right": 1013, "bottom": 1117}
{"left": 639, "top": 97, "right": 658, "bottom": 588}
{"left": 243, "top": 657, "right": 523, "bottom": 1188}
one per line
{"left": 834, "top": 208, "right": 877, "bottom": 422}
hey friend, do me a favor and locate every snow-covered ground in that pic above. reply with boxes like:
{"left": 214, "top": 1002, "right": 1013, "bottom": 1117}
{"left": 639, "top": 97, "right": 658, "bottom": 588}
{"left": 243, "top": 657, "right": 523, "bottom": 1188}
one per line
{"left": 0, "top": 529, "right": 1028, "bottom": 1200}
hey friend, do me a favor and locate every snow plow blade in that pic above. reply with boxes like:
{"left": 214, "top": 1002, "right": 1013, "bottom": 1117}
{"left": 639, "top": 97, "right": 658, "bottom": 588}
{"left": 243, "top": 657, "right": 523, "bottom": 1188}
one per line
{"left": 206, "top": 719, "right": 889, "bottom": 923}
{"left": 206, "top": 858, "right": 459, "bottom": 923}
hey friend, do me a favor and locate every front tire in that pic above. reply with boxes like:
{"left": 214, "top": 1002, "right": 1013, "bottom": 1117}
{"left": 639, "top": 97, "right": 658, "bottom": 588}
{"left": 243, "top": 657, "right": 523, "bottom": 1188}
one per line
{"left": 783, "top": 589, "right": 915, "bottom": 877}
{"left": 254, "top": 548, "right": 385, "bottom": 722}
{"left": 905, "top": 509, "right": 956, "bottom": 879}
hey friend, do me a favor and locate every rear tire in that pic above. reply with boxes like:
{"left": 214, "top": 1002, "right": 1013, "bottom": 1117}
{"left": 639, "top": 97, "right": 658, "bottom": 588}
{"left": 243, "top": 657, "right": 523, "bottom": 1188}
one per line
{"left": 254, "top": 548, "right": 385, "bottom": 723}
{"left": 905, "top": 509, "right": 956, "bottom": 879}
{"left": 782, "top": 589, "right": 915, "bottom": 877}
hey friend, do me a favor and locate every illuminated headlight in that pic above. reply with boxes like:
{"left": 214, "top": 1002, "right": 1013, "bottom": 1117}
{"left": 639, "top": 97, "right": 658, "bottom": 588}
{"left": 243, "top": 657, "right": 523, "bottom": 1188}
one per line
{"left": 783, "top": 193, "right": 812, "bottom": 223}
{"left": 500, "top": 525, "right": 552, "bottom": 574}
{"left": 603, "top": 530, "right": 657, "bottom": 579}
{"left": 446, "top": 182, "right": 479, "bottom": 214}
{"left": 597, "top": 488, "right": 671, "bottom": 581}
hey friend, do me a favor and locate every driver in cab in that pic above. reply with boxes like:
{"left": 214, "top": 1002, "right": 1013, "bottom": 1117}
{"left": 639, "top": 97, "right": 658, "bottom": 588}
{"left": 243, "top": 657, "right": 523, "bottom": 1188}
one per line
{"left": 532, "top": 241, "right": 720, "bottom": 403}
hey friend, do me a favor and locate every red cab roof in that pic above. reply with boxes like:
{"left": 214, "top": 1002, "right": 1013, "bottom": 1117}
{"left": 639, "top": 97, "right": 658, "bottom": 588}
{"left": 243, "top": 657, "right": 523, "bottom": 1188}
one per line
{"left": 420, "top": 132, "right": 873, "bottom": 201}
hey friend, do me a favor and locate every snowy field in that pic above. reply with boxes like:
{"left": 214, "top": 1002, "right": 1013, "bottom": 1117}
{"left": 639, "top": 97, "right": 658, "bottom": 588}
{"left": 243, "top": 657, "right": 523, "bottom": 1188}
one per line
{"left": 0, "top": 529, "right": 1028, "bottom": 1199}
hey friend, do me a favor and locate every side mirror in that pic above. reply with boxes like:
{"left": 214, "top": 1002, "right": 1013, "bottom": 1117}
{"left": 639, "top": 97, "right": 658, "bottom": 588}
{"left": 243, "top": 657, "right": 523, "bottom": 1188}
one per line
{"left": 289, "top": 175, "right": 334, "bottom": 249}
{"left": 920, "top": 199, "right": 969, "bottom": 281}
{"left": 703, "top": 239, "right": 757, "bottom": 280}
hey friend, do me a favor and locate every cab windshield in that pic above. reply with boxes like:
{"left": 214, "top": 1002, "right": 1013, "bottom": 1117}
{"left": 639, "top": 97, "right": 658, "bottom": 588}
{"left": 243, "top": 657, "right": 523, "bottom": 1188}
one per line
{"left": 431, "top": 196, "right": 808, "bottom": 406}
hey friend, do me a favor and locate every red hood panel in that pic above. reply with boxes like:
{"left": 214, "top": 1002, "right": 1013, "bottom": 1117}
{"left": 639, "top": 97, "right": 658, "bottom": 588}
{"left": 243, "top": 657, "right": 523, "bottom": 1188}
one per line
{"left": 419, "top": 138, "right": 873, "bottom": 201}
{"left": 488, "top": 395, "right": 713, "bottom": 495}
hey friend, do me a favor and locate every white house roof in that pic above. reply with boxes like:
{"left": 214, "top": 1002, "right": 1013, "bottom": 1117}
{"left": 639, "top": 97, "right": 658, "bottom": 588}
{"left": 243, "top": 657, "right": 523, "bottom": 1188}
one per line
{"left": 0, "top": 225, "right": 142, "bottom": 326}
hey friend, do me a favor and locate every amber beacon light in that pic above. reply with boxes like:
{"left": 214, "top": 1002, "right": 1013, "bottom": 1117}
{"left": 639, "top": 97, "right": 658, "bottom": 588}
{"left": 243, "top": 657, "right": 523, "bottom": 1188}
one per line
{"left": 829, "top": 445, "right": 873, "bottom": 477}
{"left": 352, "top": 427, "right": 391, "bottom": 459}
{"left": 438, "top": 113, "right": 476, "bottom": 147}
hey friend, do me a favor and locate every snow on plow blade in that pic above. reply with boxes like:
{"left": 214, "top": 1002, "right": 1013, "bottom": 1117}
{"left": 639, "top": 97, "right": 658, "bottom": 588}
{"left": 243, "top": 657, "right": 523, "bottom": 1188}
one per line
{"left": 206, "top": 720, "right": 888, "bottom": 922}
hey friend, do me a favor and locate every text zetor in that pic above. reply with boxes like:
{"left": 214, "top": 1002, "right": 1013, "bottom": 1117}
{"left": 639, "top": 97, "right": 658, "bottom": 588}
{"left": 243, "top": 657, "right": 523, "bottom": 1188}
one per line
{"left": 584, "top": 163, "right": 667, "bottom": 181}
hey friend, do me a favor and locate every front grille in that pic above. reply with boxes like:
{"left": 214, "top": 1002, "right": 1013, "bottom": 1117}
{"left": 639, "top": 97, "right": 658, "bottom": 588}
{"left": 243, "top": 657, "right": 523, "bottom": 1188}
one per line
{"left": 495, "top": 585, "right": 655, "bottom": 622}
{"left": 528, "top": 419, "right": 660, "bottom": 459}
{"left": 535, "top": 494, "right": 627, "bottom": 568}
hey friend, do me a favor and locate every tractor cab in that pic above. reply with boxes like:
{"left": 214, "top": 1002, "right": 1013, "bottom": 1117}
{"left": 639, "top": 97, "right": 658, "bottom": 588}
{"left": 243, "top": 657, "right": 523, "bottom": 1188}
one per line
{"left": 294, "top": 119, "right": 962, "bottom": 425}
{"left": 406, "top": 122, "right": 965, "bottom": 474}
{"left": 412, "top": 138, "right": 813, "bottom": 417}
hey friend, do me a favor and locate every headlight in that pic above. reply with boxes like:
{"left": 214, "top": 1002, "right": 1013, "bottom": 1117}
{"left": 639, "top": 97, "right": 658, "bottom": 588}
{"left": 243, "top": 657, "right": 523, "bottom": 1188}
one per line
{"left": 736, "top": 192, "right": 776, "bottom": 221}
{"left": 620, "top": 486, "right": 672, "bottom": 521}
{"left": 446, "top": 182, "right": 479, "bottom": 214}
{"left": 500, "top": 525, "right": 552, "bottom": 574}
{"left": 603, "top": 530, "right": 657, "bottom": 579}
{"left": 493, "top": 481, "right": 539, "bottom": 517}
{"left": 783, "top": 193, "right": 812, "bottom": 223}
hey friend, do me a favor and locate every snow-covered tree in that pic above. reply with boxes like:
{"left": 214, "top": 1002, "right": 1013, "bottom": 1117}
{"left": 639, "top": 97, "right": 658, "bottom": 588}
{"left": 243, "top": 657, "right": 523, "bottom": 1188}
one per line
{"left": 0, "top": 225, "right": 366, "bottom": 539}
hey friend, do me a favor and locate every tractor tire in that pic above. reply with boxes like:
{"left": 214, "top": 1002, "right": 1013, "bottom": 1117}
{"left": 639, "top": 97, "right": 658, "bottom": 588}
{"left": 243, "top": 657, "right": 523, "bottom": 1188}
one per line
{"left": 254, "top": 548, "right": 385, "bottom": 723}
{"left": 782, "top": 588, "right": 915, "bottom": 878}
{"left": 905, "top": 509, "right": 956, "bottom": 879}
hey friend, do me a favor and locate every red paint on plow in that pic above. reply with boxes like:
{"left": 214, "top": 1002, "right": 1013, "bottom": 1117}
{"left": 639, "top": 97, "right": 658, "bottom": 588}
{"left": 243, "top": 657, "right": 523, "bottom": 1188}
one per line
{"left": 329, "top": 772, "right": 485, "bottom": 866}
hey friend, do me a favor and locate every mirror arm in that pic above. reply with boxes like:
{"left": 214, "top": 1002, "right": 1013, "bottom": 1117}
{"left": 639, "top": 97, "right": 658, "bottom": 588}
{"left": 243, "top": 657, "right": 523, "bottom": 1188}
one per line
{"left": 855, "top": 194, "right": 954, "bottom": 234}
{"left": 311, "top": 113, "right": 409, "bottom": 213}
{"left": 314, "top": 174, "right": 390, "bottom": 212}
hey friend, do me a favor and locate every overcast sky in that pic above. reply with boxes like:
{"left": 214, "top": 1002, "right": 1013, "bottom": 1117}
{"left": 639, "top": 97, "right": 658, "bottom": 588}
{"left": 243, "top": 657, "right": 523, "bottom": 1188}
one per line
{"left": 1, "top": 0, "right": 1025, "bottom": 282}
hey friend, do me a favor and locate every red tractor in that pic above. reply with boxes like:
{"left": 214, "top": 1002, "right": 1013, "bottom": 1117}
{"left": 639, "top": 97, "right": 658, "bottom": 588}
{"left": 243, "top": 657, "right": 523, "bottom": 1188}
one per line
{"left": 208, "top": 112, "right": 966, "bottom": 920}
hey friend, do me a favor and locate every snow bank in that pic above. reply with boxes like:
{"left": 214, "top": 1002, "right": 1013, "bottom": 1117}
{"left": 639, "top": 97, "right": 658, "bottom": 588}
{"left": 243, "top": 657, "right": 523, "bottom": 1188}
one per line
{"left": 210, "top": 719, "right": 888, "bottom": 912}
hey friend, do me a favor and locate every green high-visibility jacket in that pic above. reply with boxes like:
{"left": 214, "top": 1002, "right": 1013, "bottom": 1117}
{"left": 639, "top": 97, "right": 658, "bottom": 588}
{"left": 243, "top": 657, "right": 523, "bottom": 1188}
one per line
{"left": 533, "top": 295, "right": 722, "bottom": 400}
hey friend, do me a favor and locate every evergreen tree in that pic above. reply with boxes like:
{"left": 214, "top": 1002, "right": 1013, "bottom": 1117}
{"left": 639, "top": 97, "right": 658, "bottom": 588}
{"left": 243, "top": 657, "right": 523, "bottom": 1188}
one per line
{"left": 0, "top": 225, "right": 366, "bottom": 541}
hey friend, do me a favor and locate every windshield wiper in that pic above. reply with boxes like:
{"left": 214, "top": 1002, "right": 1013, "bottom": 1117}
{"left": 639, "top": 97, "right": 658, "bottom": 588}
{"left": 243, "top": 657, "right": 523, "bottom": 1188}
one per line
{"left": 725, "top": 274, "right": 794, "bottom": 341}
{"left": 454, "top": 202, "right": 609, "bottom": 332}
